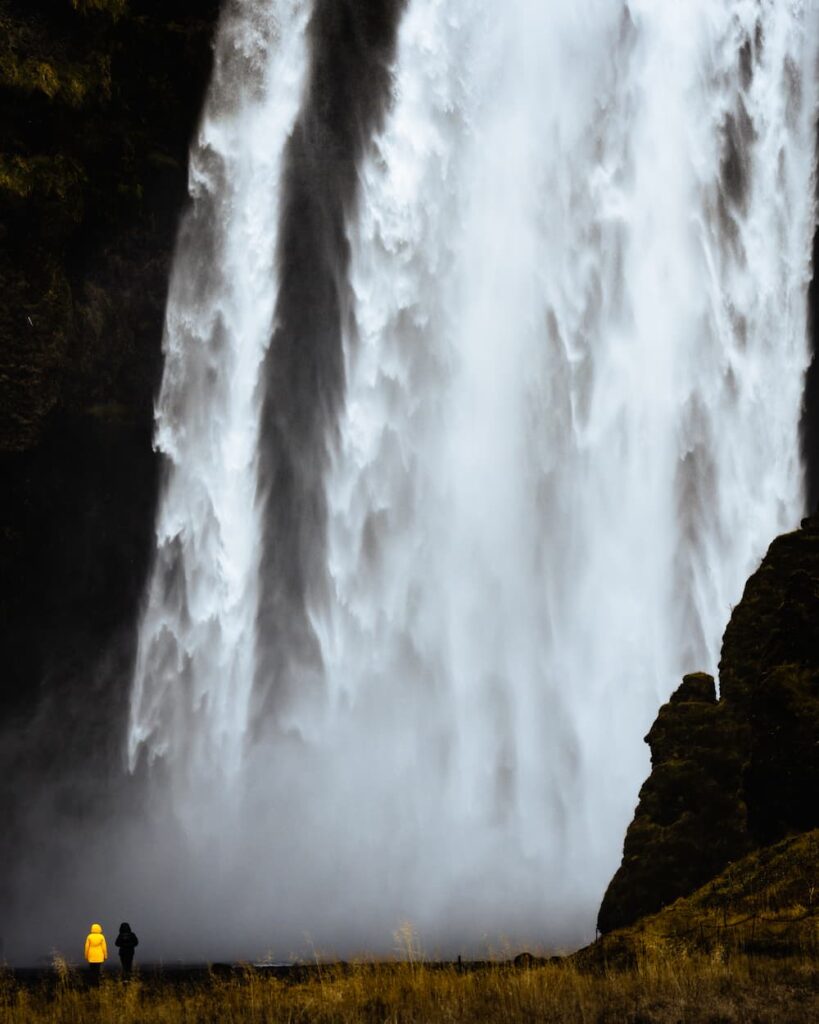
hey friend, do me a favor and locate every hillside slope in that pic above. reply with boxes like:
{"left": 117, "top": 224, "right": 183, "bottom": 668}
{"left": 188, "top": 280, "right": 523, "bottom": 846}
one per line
{"left": 582, "top": 830, "right": 819, "bottom": 968}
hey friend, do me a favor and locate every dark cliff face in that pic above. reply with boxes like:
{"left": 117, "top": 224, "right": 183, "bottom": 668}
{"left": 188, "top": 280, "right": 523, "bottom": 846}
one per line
{"left": 0, "top": 0, "right": 220, "bottom": 897}
{"left": 719, "top": 513, "right": 819, "bottom": 844}
{"left": 1, "top": 0, "right": 220, "bottom": 449}
{"left": 799, "top": 126, "right": 819, "bottom": 515}
{"left": 0, "top": 0, "right": 219, "bottom": 704}
{"left": 598, "top": 511, "right": 819, "bottom": 934}
{"left": 596, "top": 672, "right": 751, "bottom": 934}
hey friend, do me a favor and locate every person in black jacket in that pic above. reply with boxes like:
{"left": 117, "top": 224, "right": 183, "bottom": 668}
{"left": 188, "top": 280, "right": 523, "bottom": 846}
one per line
{"left": 115, "top": 922, "right": 139, "bottom": 977}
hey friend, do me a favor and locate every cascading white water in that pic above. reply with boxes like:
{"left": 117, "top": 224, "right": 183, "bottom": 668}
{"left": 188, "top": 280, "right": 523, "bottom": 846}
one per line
{"left": 128, "top": 0, "right": 311, "bottom": 788}
{"left": 129, "top": 0, "right": 818, "bottom": 954}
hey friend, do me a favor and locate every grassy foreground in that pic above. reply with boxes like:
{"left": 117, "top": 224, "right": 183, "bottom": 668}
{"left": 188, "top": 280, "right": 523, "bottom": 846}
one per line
{"left": 3, "top": 834, "right": 817, "bottom": 1022}
{"left": 2, "top": 953, "right": 818, "bottom": 1024}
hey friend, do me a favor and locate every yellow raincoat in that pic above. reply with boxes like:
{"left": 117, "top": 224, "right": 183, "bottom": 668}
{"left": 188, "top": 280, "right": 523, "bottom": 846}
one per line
{"left": 84, "top": 923, "right": 107, "bottom": 963}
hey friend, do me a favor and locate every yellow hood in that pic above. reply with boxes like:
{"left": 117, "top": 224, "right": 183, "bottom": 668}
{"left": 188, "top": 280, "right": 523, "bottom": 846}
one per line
{"left": 90, "top": 923, "right": 102, "bottom": 934}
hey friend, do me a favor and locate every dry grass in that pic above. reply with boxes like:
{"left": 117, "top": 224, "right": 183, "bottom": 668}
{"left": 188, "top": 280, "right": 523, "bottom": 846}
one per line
{"left": 577, "top": 830, "right": 819, "bottom": 975}
{"left": 1, "top": 950, "right": 817, "bottom": 1024}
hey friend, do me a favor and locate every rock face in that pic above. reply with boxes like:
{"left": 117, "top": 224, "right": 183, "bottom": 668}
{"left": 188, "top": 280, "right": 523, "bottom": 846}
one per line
{"left": 597, "top": 672, "right": 751, "bottom": 934}
{"left": 1, "top": 0, "right": 219, "bottom": 451}
{"left": 598, "top": 511, "right": 819, "bottom": 934}
{"left": 720, "top": 513, "right": 819, "bottom": 845}
{"left": 0, "top": 0, "right": 219, "bottom": 713}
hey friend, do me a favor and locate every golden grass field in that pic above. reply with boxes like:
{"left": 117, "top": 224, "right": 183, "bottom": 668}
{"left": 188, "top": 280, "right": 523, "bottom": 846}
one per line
{"left": 3, "top": 832, "right": 817, "bottom": 1022}
{"left": 2, "top": 950, "right": 818, "bottom": 1024}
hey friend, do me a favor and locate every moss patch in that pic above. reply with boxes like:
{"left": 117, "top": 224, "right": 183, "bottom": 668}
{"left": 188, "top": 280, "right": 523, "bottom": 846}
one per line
{"left": 0, "top": 6, "right": 112, "bottom": 107}
{"left": 0, "top": 152, "right": 86, "bottom": 200}
{"left": 71, "top": 0, "right": 128, "bottom": 19}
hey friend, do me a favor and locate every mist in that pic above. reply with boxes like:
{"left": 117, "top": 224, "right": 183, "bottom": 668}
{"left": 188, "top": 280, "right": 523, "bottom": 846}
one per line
{"left": 3, "top": 0, "right": 818, "bottom": 966}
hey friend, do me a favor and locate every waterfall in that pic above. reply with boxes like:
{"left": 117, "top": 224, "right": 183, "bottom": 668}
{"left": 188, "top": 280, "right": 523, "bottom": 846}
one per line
{"left": 128, "top": 0, "right": 311, "bottom": 785}
{"left": 129, "top": 0, "right": 818, "bottom": 954}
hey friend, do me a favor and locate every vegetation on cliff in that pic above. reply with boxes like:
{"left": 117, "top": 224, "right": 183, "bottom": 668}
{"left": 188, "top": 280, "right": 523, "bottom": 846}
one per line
{"left": 0, "top": 0, "right": 219, "bottom": 450}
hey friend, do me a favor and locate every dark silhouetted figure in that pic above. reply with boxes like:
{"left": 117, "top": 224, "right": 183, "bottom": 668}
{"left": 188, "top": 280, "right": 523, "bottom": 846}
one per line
{"left": 84, "top": 922, "right": 107, "bottom": 986}
{"left": 115, "top": 922, "right": 139, "bottom": 977}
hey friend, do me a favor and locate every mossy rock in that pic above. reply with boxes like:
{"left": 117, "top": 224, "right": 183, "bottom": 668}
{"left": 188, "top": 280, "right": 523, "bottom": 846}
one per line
{"left": 71, "top": 0, "right": 128, "bottom": 19}
{"left": 0, "top": 153, "right": 86, "bottom": 202}
{"left": 0, "top": 5, "right": 113, "bottom": 107}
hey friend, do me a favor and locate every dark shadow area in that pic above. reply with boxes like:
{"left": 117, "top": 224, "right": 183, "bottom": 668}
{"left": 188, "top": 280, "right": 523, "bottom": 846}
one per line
{"left": 800, "top": 122, "right": 819, "bottom": 513}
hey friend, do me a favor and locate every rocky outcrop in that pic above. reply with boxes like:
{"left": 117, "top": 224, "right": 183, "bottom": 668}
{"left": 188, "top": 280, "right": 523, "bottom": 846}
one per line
{"left": 599, "top": 510, "right": 819, "bottom": 934}
{"left": 597, "top": 672, "right": 751, "bottom": 934}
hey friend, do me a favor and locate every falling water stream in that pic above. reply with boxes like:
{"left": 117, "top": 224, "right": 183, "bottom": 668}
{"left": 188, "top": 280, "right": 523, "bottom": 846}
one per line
{"left": 129, "top": 0, "right": 818, "bottom": 954}
{"left": 128, "top": 0, "right": 310, "bottom": 784}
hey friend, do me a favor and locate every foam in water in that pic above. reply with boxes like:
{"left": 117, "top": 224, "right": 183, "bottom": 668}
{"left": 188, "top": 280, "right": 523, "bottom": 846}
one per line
{"left": 128, "top": 0, "right": 311, "bottom": 786}
{"left": 129, "top": 0, "right": 818, "bottom": 956}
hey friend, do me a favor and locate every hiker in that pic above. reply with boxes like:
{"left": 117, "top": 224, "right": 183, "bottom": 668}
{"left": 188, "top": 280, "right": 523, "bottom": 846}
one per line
{"left": 84, "top": 923, "right": 107, "bottom": 985}
{"left": 115, "top": 922, "right": 139, "bottom": 976}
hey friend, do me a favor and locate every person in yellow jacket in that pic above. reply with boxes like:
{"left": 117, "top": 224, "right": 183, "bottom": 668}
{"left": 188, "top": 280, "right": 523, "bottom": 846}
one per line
{"left": 84, "top": 923, "right": 107, "bottom": 985}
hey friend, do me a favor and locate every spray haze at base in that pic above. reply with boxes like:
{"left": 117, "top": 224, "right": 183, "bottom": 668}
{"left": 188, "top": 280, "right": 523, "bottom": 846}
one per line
{"left": 101, "top": 0, "right": 819, "bottom": 960}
